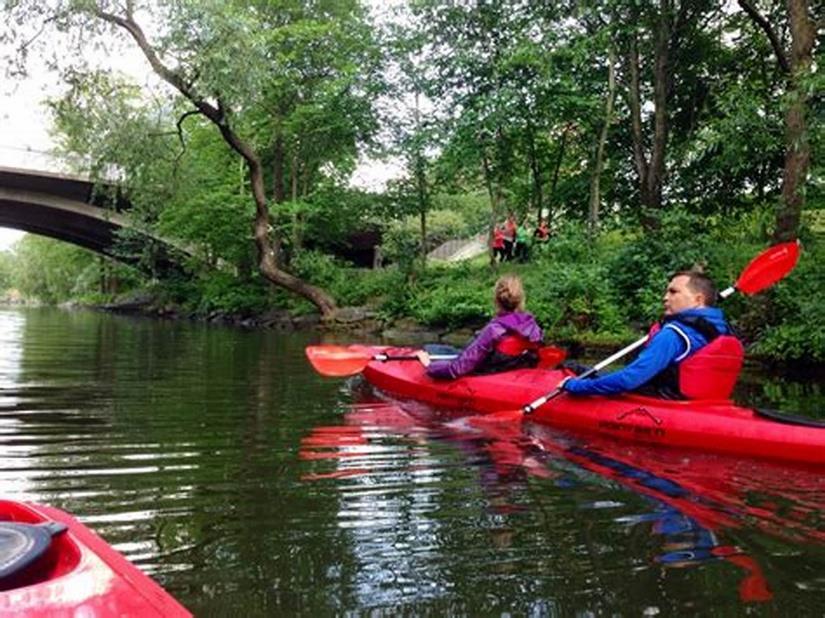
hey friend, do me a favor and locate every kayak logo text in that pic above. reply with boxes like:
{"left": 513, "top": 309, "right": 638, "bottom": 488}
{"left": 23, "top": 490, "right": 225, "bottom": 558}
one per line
{"left": 598, "top": 407, "right": 666, "bottom": 439}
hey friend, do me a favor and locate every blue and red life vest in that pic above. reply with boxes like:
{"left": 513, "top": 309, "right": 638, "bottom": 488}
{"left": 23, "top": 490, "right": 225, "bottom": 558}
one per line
{"left": 643, "top": 315, "right": 744, "bottom": 400}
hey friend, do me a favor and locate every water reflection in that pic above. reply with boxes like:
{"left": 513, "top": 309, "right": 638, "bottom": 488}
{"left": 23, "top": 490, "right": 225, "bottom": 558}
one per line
{"left": 2, "top": 306, "right": 825, "bottom": 614}
{"left": 0, "top": 310, "right": 24, "bottom": 391}
{"left": 302, "top": 402, "right": 452, "bottom": 604}
{"left": 301, "top": 389, "right": 825, "bottom": 607}
{"left": 0, "top": 309, "right": 33, "bottom": 497}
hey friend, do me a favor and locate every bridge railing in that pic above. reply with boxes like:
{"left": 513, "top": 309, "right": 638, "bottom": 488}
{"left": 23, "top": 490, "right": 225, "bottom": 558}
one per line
{"left": 0, "top": 144, "right": 89, "bottom": 177}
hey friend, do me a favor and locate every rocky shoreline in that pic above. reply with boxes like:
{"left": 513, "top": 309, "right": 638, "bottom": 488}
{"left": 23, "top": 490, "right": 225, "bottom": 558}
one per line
{"left": 85, "top": 294, "right": 622, "bottom": 358}
{"left": 93, "top": 294, "right": 483, "bottom": 347}
{"left": 9, "top": 293, "right": 806, "bottom": 366}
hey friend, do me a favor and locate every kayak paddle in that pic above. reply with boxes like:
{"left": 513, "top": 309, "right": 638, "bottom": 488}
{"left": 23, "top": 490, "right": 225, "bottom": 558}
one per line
{"left": 306, "top": 345, "right": 455, "bottom": 377}
{"left": 477, "top": 240, "right": 802, "bottom": 423}
{"left": 306, "top": 344, "right": 568, "bottom": 377}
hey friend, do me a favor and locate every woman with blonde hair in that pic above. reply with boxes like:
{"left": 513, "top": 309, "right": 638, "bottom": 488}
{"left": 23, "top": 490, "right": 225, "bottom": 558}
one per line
{"left": 417, "top": 274, "right": 543, "bottom": 379}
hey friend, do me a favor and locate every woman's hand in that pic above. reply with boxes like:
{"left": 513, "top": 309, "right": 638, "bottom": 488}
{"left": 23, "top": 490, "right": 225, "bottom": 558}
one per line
{"left": 415, "top": 350, "right": 431, "bottom": 367}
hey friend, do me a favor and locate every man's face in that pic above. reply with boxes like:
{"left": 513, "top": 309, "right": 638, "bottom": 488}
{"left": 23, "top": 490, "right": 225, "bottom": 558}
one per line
{"left": 663, "top": 275, "right": 704, "bottom": 315}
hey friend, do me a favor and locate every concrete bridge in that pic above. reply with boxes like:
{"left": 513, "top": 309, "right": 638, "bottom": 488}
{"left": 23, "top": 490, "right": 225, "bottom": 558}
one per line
{"left": 0, "top": 165, "right": 186, "bottom": 274}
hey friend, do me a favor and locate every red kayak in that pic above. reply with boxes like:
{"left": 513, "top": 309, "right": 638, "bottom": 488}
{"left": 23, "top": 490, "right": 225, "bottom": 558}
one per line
{"left": 360, "top": 347, "right": 825, "bottom": 465}
{"left": 0, "top": 500, "right": 191, "bottom": 617}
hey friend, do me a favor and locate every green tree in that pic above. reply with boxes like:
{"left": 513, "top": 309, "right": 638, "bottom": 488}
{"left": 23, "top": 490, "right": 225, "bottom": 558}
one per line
{"left": 382, "top": 12, "right": 442, "bottom": 266}
{"left": 7, "top": 236, "right": 101, "bottom": 303}
{"left": 0, "top": 250, "right": 13, "bottom": 291}
{"left": 736, "top": 0, "right": 818, "bottom": 243}
{"left": 408, "top": 2, "right": 596, "bottom": 257}
{"left": 3, "top": 0, "right": 383, "bottom": 319}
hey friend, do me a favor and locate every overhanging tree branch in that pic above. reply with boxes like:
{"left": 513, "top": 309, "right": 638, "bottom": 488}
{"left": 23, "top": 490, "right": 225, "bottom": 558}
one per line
{"left": 175, "top": 109, "right": 200, "bottom": 148}
{"left": 88, "top": 5, "right": 339, "bottom": 317}
{"left": 737, "top": 0, "right": 791, "bottom": 74}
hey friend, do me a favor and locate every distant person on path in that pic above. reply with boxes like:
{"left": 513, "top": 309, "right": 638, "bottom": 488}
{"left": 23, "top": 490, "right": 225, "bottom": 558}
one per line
{"left": 491, "top": 226, "right": 506, "bottom": 262}
{"left": 514, "top": 218, "right": 531, "bottom": 262}
{"left": 560, "top": 271, "right": 744, "bottom": 399}
{"left": 534, "top": 219, "right": 550, "bottom": 243}
{"left": 416, "top": 275, "right": 544, "bottom": 379}
{"left": 503, "top": 213, "right": 517, "bottom": 261}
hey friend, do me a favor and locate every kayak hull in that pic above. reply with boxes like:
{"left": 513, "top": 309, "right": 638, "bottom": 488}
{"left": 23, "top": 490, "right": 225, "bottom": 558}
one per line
{"left": 361, "top": 348, "right": 825, "bottom": 465}
{"left": 0, "top": 500, "right": 191, "bottom": 617}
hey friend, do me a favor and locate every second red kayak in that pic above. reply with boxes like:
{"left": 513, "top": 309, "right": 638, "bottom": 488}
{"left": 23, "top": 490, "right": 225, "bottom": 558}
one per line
{"left": 359, "top": 347, "right": 825, "bottom": 466}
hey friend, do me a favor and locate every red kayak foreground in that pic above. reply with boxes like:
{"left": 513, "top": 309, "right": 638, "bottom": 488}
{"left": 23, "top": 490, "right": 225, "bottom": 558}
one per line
{"left": 0, "top": 500, "right": 191, "bottom": 617}
{"left": 356, "top": 347, "right": 825, "bottom": 466}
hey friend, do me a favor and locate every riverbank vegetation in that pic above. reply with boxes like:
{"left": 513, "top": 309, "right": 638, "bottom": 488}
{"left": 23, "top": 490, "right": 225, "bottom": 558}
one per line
{"left": 1, "top": 0, "right": 820, "bottom": 362}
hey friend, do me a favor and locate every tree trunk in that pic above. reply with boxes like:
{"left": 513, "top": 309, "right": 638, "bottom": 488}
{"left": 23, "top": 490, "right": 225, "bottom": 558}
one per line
{"left": 290, "top": 152, "right": 299, "bottom": 202}
{"left": 272, "top": 134, "right": 286, "bottom": 204}
{"left": 290, "top": 153, "right": 302, "bottom": 255}
{"left": 548, "top": 124, "right": 570, "bottom": 222}
{"left": 413, "top": 93, "right": 429, "bottom": 265}
{"left": 248, "top": 157, "right": 337, "bottom": 316}
{"left": 648, "top": 0, "right": 670, "bottom": 213}
{"left": 589, "top": 44, "right": 616, "bottom": 235}
{"left": 627, "top": 34, "right": 650, "bottom": 207}
{"left": 416, "top": 155, "right": 428, "bottom": 265}
{"left": 626, "top": 2, "right": 670, "bottom": 232}
{"left": 524, "top": 122, "right": 544, "bottom": 224}
{"left": 774, "top": 0, "right": 815, "bottom": 243}
{"left": 481, "top": 147, "right": 500, "bottom": 266}
{"left": 270, "top": 136, "right": 285, "bottom": 265}
{"left": 94, "top": 7, "right": 337, "bottom": 318}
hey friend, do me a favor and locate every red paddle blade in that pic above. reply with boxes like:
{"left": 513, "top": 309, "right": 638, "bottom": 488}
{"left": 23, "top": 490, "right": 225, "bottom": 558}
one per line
{"left": 305, "top": 345, "right": 372, "bottom": 377}
{"left": 538, "top": 346, "right": 567, "bottom": 369}
{"left": 735, "top": 240, "right": 801, "bottom": 295}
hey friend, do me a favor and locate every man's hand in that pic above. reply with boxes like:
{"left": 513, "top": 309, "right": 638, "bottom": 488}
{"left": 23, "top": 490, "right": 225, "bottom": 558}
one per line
{"left": 415, "top": 350, "right": 431, "bottom": 367}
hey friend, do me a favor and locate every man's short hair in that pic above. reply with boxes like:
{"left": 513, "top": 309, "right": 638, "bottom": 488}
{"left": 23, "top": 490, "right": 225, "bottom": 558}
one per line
{"left": 672, "top": 270, "right": 717, "bottom": 306}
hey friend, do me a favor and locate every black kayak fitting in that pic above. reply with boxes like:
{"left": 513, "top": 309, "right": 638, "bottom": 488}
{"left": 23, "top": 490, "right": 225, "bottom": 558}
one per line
{"left": 0, "top": 521, "right": 68, "bottom": 583}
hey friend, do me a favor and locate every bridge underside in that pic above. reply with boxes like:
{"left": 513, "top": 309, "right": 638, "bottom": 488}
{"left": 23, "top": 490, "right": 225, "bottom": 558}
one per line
{"left": 0, "top": 199, "right": 120, "bottom": 256}
{"left": 0, "top": 166, "right": 186, "bottom": 275}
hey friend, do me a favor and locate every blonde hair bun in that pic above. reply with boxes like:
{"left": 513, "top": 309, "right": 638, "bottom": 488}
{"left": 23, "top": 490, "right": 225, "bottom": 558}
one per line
{"left": 494, "top": 275, "right": 525, "bottom": 312}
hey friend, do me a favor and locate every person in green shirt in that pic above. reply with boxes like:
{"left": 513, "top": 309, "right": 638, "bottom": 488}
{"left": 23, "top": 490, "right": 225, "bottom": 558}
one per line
{"left": 514, "top": 218, "right": 532, "bottom": 262}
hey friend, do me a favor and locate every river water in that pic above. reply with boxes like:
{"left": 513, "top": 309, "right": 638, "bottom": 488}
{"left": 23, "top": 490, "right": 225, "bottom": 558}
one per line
{"left": 1, "top": 307, "right": 823, "bottom": 616}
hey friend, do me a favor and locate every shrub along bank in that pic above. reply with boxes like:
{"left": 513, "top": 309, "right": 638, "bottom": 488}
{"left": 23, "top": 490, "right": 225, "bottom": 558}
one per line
{"left": 296, "top": 212, "right": 823, "bottom": 364}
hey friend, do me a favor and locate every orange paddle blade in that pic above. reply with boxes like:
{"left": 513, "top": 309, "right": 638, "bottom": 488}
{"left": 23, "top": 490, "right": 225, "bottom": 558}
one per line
{"left": 735, "top": 240, "right": 801, "bottom": 295}
{"left": 306, "top": 345, "right": 373, "bottom": 377}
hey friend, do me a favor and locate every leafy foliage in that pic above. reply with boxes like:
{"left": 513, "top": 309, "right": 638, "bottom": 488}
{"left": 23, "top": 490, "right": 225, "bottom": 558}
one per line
{"left": 5, "top": 236, "right": 143, "bottom": 304}
{"left": 751, "top": 238, "right": 825, "bottom": 362}
{"left": 1, "top": 0, "right": 820, "bottom": 362}
{"left": 0, "top": 251, "right": 13, "bottom": 290}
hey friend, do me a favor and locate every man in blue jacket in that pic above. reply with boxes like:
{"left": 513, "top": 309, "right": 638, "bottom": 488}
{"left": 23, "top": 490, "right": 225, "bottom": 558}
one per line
{"left": 561, "top": 271, "right": 736, "bottom": 398}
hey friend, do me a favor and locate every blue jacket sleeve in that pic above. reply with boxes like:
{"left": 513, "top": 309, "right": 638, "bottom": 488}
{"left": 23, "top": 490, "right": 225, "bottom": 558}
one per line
{"left": 427, "top": 323, "right": 503, "bottom": 379}
{"left": 563, "top": 328, "right": 687, "bottom": 396}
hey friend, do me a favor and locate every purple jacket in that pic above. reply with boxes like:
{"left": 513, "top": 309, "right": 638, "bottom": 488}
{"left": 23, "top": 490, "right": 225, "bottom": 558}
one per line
{"left": 427, "top": 312, "right": 543, "bottom": 379}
